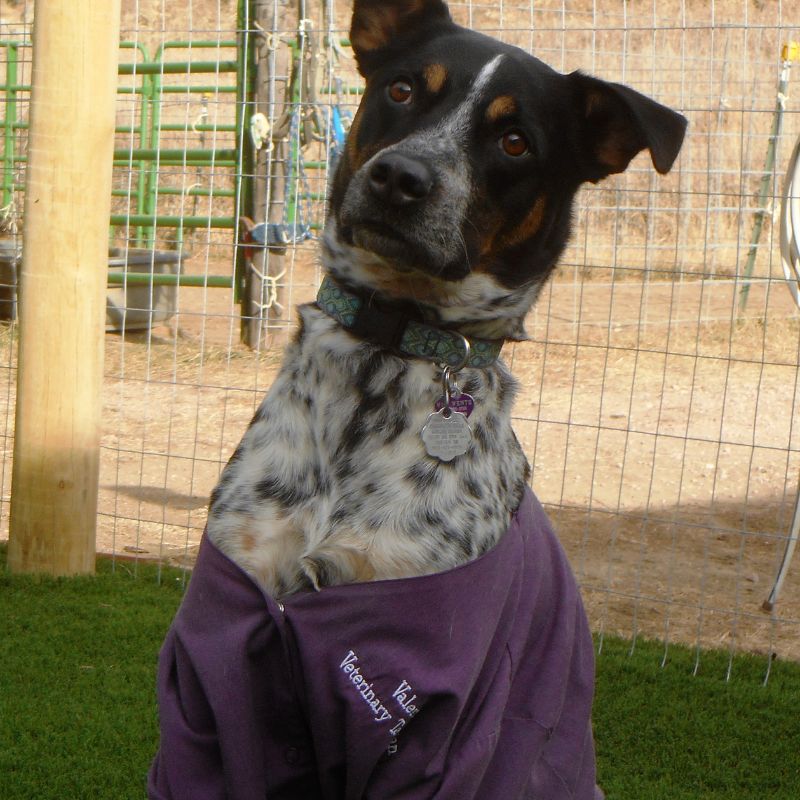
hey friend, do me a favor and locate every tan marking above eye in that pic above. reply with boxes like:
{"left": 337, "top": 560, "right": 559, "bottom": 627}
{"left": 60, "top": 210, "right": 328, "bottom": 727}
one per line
{"left": 486, "top": 94, "right": 517, "bottom": 122}
{"left": 423, "top": 63, "right": 448, "bottom": 93}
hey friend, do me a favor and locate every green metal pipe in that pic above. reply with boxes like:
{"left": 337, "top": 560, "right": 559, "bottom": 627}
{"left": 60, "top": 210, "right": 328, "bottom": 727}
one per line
{"left": 1, "top": 37, "right": 245, "bottom": 251}
{"left": 111, "top": 187, "right": 235, "bottom": 199}
{"left": 119, "top": 23, "right": 148, "bottom": 230}
{"left": 121, "top": 113, "right": 243, "bottom": 141}
{"left": 107, "top": 272, "right": 234, "bottom": 288}
{"left": 136, "top": 71, "right": 153, "bottom": 245}
{"left": 114, "top": 159, "right": 236, "bottom": 169}
{"left": 119, "top": 41, "right": 151, "bottom": 60}
{"left": 148, "top": 123, "right": 237, "bottom": 133}
{"left": 147, "top": 61, "right": 162, "bottom": 242}
{"left": 160, "top": 85, "right": 238, "bottom": 94}
{"left": 112, "top": 148, "right": 237, "bottom": 162}
{"left": 320, "top": 86, "right": 364, "bottom": 96}
{"left": 110, "top": 214, "right": 235, "bottom": 228}
{"left": 233, "top": 0, "right": 252, "bottom": 306}
{"left": 118, "top": 60, "right": 239, "bottom": 75}
{"left": 149, "top": 186, "right": 235, "bottom": 198}
{"left": 159, "top": 40, "right": 237, "bottom": 52}
{"left": 117, "top": 85, "right": 238, "bottom": 95}
{"left": 1, "top": 43, "right": 230, "bottom": 81}
{"left": 2, "top": 44, "right": 18, "bottom": 207}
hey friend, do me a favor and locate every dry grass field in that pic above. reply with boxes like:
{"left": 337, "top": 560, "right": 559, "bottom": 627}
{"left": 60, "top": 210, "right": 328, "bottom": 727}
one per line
{"left": 1, "top": 0, "right": 799, "bottom": 661}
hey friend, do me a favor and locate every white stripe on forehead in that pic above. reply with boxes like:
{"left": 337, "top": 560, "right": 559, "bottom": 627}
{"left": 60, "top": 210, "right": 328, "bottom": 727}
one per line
{"left": 436, "top": 53, "right": 505, "bottom": 137}
{"left": 470, "top": 54, "right": 505, "bottom": 100}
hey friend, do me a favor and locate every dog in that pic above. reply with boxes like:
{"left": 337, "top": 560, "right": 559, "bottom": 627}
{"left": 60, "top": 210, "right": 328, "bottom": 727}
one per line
{"left": 148, "top": 2, "right": 686, "bottom": 798}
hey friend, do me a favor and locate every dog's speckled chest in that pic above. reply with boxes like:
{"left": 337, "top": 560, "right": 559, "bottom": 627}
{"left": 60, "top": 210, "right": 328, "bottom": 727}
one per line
{"left": 206, "top": 305, "right": 528, "bottom": 597}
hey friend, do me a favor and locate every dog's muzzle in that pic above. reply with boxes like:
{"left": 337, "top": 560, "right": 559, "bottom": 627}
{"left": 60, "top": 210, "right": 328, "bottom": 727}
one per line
{"left": 338, "top": 147, "right": 474, "bottom": 279}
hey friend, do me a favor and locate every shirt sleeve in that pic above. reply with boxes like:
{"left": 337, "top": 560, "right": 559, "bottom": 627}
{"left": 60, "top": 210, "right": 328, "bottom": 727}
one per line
{"left": 147, "top": 631, "right": 227, "bottom": 800}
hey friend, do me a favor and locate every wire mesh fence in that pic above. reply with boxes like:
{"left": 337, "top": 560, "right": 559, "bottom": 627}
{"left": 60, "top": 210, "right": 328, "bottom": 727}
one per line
{"left": 1, "top": 0, "right": 799, "bottom": 676}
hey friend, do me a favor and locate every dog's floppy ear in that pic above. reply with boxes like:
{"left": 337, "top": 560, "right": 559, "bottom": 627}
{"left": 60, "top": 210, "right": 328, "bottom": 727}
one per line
{"left": 570, "top": 72, "right": 687, "bottom": 183}
{"left": 350, "top": 0, "right": 452, "bottom": 76}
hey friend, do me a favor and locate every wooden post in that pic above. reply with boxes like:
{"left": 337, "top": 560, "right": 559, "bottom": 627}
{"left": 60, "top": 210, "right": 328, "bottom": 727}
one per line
{"left": 8, "top": 0, "right": 121, "bottom": 575}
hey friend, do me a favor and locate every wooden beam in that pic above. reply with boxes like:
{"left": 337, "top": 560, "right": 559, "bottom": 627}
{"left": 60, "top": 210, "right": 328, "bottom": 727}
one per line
{"left": 8, "top": 0, "right": 122, "bottom": 574}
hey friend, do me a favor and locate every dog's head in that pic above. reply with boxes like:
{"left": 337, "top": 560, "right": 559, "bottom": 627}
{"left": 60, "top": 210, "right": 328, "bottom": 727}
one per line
{"left": 324, "top": 0, "right": 687, "bottom": 338}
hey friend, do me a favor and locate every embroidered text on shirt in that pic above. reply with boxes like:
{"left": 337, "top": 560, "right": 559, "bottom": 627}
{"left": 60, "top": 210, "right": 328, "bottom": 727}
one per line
{"left": 392, "top": 679, "right": 420, "bottom": 718}
{"left": 339, "top": 650, "right": 392, "bottom": 723}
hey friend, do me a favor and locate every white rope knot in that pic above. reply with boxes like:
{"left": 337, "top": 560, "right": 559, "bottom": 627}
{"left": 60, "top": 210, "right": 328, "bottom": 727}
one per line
{"left": 249, "top": 264, "right": 287, "bottom": 313}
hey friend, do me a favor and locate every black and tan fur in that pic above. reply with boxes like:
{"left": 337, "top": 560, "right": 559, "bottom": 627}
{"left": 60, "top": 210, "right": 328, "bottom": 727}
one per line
{"left": 207, "top": 0, "right": 687, "bottom": 597}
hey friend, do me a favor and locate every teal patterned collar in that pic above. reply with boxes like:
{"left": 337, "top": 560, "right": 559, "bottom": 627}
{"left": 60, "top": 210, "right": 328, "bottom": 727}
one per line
{"left": 316, "top": 275, "right": 503, "bottom": 369}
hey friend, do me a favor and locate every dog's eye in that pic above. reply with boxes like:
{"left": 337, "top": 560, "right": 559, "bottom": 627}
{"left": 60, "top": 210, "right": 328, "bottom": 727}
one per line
{"left": 500, "top": 131, "right": 529, "bottom": 157}
{"left": 388, "top": 79, "right": 413, "bottom": 104}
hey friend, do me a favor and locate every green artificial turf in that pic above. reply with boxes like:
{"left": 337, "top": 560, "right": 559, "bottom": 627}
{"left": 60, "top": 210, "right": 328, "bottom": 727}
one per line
{"left": 593, "top": 637, "right": 800, "bottom": 799}
{"left": 0, "top": 548, "right": 185, "bottom": 800}
{"left": 2, "top": 543, "right": 799, "bottom": 799}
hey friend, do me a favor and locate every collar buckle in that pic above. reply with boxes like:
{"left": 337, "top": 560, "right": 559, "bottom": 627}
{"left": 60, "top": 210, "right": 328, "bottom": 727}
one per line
{"left": 349, "top": 294, "right": 412, "bottom": 351}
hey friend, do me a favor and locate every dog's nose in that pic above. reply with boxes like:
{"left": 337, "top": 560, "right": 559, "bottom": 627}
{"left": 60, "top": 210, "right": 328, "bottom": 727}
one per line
{"left": 368, "top": 153, "right": 434, "bottom": 206}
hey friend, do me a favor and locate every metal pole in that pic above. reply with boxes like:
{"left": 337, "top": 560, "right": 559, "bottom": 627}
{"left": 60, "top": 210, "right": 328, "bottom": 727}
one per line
{"left": 738, "top": 48, "right": 794, "bottom": 314}
{"left": 8, "top": 0, "right": 122, "bottom": 575}
{"left": 763, "top": 480, "right": 800, "bottom": 612}
{"left": 764, "top": 47, "right": 800, "bottom": 610}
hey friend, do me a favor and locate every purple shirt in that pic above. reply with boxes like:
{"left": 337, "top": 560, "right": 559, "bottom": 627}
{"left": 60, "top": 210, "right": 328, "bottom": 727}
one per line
{"left": 148, "top": 488, "right": 603, "bottom": 799}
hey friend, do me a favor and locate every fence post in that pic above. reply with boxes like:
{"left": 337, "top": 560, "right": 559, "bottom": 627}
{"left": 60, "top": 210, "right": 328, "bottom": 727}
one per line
{"left": 8, "top": 0, "right": 122, "bottom": 575}
{"left": 737, "top": 45, "right": 794, "bottom": 315}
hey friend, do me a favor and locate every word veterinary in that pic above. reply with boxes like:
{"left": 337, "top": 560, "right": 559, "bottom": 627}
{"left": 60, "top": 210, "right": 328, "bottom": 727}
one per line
{"left": 339, "top": 650, "right": 421, "bottom": 754}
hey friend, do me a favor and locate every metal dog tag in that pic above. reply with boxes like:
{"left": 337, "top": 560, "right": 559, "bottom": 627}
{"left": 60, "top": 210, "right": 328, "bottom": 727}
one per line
{"left": 421, "top": 408, "right": 472, "bottom": 461}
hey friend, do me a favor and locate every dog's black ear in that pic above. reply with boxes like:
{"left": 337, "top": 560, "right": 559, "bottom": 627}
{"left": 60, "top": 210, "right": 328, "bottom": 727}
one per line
{"left": 570, "top": 72, "right": 687, "bottom": 183}
{"left": 350, "top": 0, "right": 453, "bottom": 76}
